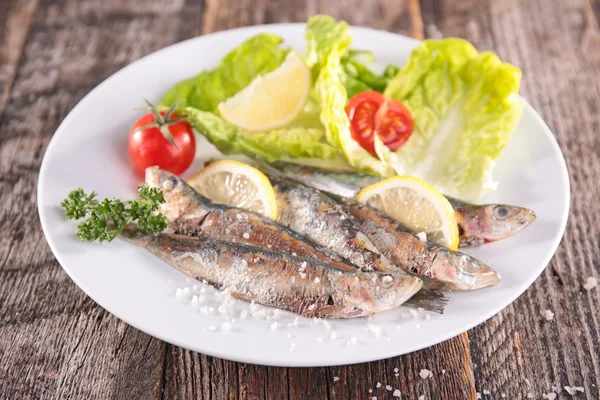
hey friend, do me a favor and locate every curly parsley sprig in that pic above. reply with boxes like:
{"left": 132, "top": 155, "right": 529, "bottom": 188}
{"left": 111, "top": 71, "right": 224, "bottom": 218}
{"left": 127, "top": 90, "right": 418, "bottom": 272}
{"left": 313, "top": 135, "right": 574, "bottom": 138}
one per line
{"left": 61, "top": 185, "right": 167, "bottom": 242}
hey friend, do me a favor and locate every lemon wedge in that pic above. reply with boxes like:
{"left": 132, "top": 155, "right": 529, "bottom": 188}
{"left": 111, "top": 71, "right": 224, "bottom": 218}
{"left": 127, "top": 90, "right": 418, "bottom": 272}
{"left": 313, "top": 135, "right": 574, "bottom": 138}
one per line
{"left": 356, "top": 176, "right": 459, "bottom": 250}
{"left": 217, "top": 51, "right": 310, "bottom": 131}
{"left": 187, "top": 160, "right": 277, "bottom": 220}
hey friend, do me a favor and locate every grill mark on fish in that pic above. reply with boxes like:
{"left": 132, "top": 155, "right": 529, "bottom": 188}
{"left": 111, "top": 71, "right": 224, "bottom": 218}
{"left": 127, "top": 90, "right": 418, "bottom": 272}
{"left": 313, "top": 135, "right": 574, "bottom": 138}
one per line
{"left": 264, "top": 162, "right": 536, "bottom": 247}
{"left": 122, "top": 230, "right": 422, "bottom": 318}
{"left": 270, "top": 177, "right": 391, "bottom": 272}
{"left": 344, "top": 201, "right": 501, "bottom": 291}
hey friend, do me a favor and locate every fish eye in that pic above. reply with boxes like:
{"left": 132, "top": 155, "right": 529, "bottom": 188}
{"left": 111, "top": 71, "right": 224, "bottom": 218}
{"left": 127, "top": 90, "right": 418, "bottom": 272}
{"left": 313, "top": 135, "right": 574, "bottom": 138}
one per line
{"left": 162, "top": 177, "right": 177, "bottom": 192}
{"left": 493, "top": 206, "right": 509, "bottom": 219}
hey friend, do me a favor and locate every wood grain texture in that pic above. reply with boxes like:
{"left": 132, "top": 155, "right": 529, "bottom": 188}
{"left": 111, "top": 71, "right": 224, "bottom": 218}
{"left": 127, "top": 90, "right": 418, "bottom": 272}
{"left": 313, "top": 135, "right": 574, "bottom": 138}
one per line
{"left": 0, "top": 0, "right": 599, "bottom": 399}
{"left": 421, "top": 0, "right": 600, "bottom": 398}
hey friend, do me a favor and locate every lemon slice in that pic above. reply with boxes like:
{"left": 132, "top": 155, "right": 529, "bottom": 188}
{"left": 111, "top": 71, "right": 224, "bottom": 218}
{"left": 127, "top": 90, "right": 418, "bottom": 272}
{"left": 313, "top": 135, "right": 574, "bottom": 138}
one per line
{"left": 217, "top": 51, "right": 310, "bottom": 131}
{"left": 356, "top": 176, "right": 459, "bottom": 250}
{"left": 187, "top": 160, "right": 277, "bottom": 220}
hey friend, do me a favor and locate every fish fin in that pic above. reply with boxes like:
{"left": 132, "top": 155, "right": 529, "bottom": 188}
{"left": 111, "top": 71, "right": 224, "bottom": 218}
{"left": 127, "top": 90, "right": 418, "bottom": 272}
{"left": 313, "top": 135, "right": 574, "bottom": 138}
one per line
{"left": 119, "top": 225, "right": 151, "bottom": 246}
{"left": 403, "top": 289, "right": 448, "bottom": 314}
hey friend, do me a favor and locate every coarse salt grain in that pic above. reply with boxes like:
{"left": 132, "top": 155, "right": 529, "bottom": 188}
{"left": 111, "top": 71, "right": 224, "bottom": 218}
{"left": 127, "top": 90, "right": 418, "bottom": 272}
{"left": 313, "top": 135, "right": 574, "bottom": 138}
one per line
{"left": 386, "top": 385, "right": 392, "bottom": 391}
{"left": 347, "top": 336, "right": 357, "bottom": 345}
{"left": 409, "top": 309, "right": 419, "bottom": 318}
{"left": 333, "top": 376, "right": 339, "bottom": 382}
{"left": 307, "top": 304, "right": 316, "bottom": 311}
{"left": 483, "top": 390, "right": 490, "bottom": 395}
{"left": 417, "top": 232, "right": 427, "bottom": 242}
{"left": 418, "top": 396, "right": 425, "bottom": 400}
{"left": 564, "top": 386, "right": 585, "bottom": 395}
{"left": 394, "top": 367, "right": 399, "bottom": 373}
{"left": 393, "top": 389, "right": 401, "bottom": 397}
{"left": 372, "top": 397, "right": 377, "bottom": 400}
{"left": 367, "top": 323, "right": 382, "bottom": 337}
{"left": 314, "top": 277, "right": 320, "bottom": 284}
{"left": 442, "top": 369, "right": 446, "bottom": 374}
{"left": 584, "top": 277, "right": 598, "bottom": 290}
{"left": 502, "top": 394, "right": 506, "bottom": 398}
{"left": 220, "top": 322, "right": 231, "bottom": 332}
{"left": 175, "top": 287, "right": 191, "bottom": 302}
{"left": 425, "top": 314, "right": 431, "bottom": 320}
{"left": 542, "top": 393, "right": 557, "bottom": 400}
{"left": 369, "top": 389, "right": 373, "bottom": 393}
{"left": 419, "top": 369, "right": 432, "bottom": 379}
{"left": 376, "top": 382, "right": 381, "bottom": 388}
{"left": 543, "top": 309, "right": 555, "bottom": 321}
{"left": 270, "top": 322, "right": 279, "bottom": 331}
{"left": 394, "top": 373, "right": 399, "bottom": 377}
{"left": 242, "top": 232, "right": 250, "bottom": 239}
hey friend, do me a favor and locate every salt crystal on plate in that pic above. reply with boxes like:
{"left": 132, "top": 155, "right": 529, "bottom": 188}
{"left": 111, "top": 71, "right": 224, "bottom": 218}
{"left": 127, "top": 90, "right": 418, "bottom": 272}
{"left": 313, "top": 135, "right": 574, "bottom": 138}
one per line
{"left": 270, "top": 322, "right": 279, "bottom": 331}
{"left": 409, "top": 309, "right": 419, "bottom": 318}
{"left": 543, "top": 309, "right": 555, "bottom": 321}
{"left": 583, "top": 277, "right": 598, "bottom": 290}
{"left": 330, "top": 331, "right": 337, "bottom": 340}
{"left": 425, "top": 314, "right": 431, "bottom": 320}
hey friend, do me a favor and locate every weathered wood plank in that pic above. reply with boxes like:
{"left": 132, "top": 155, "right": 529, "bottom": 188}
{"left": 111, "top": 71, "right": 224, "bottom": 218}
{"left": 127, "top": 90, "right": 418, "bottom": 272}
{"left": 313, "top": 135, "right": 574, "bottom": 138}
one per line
{"left": 0, "top": 0, "right": 202, "bottom": 399}
{"left": 421, "top": 0, "right": 600, "bottom": 397}
{"left": 0, "top": 0, "right": 38, "bottom": 122}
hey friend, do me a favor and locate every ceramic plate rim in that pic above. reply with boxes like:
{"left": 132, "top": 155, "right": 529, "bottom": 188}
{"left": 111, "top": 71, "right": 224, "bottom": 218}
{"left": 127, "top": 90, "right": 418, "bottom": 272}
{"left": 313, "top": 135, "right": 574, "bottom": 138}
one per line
{"left": 37, "top": 23, "right": 570, "bottom": 367}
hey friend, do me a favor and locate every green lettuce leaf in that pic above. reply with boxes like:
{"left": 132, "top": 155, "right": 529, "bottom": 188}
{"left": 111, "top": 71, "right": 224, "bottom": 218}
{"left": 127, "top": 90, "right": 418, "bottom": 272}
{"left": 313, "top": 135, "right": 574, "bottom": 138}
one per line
{"left": 383, "top": 39, "right": 524, "bottom": 201}
{"left": 185, "top": 108, "right": 339, "bottom": 163}
{"left": 306, "top": 15, "right": 394, "bottom": 176}
{"left": 341, "top": 50, "right": 400, "bottom": 98}
{"left": 160, "top": 34, "right": 289, "bottom": 111}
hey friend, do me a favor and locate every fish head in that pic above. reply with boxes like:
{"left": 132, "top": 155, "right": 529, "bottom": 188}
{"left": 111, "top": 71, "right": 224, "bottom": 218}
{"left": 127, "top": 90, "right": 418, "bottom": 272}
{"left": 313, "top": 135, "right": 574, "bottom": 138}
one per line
{"left": 430, "top": 249, "right": 501, "bottom": 290}
{"left": 462, "top": 204, "right": 536, "bottom": 244}
{"left": 331, "top": 272, "right": 422, "bottom": 316}
{"left": 145, "top": 166, "right": 203, "bottom": 221}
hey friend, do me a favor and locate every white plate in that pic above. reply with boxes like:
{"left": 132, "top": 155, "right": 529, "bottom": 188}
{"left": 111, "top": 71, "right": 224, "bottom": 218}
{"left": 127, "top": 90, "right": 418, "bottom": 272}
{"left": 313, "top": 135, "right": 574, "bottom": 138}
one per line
{"left": 38, "top": 24, "right": 569, "bottom": 367}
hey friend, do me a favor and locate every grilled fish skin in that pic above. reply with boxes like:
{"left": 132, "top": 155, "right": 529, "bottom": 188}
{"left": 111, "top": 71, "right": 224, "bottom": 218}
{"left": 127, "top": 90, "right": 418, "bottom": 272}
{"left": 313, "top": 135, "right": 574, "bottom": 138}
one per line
{"left": 265, "top": 162, "right": 536, "bottom": 247}
{"left": 147, "top": 167, "right": 448, "bottom": 313}
{"left": 270, "top": 177, "right": 392, "bottom": 273}
{"left": 122, "top": 230, "right": 423, "bottom": 318}
{"left": 345, "top": 202, "right": 502, "bottom": 291}
{"left": 146, "top": 167, "right": 352, "bottom": 271}
{"left": 447, "top": 197, "right": 537, "bottom": 247}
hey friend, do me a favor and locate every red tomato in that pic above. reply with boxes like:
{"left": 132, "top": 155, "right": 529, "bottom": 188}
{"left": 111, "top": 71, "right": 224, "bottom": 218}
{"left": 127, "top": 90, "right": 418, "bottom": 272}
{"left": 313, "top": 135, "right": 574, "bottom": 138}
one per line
{"left": 128, "top": 110, "right": 195, "bottom": 175}
{"left": 345, "top": 91, "right": 414, "bottom": 156}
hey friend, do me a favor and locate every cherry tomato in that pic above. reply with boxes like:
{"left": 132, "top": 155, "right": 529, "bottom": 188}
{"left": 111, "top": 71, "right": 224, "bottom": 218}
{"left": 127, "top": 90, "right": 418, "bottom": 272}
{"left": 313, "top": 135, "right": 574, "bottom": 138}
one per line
{"left": 128, "top": 109, "right": 195, "bottom": 175}
{"left": 345, "top": 91, "right": 414, "bottom": 156}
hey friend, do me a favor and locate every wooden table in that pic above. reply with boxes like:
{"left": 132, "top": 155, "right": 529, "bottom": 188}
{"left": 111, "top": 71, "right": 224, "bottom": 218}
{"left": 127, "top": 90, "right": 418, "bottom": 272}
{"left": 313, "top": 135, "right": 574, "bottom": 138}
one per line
{"left": 1, "top": 0, "right": 599, "bottom": 398}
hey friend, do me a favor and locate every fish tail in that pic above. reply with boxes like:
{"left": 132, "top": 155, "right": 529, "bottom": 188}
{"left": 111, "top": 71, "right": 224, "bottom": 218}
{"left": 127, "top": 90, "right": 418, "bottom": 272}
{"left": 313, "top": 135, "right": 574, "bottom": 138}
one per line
{"left": 403, "top": 289, "right": 448, "bottom": 314}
